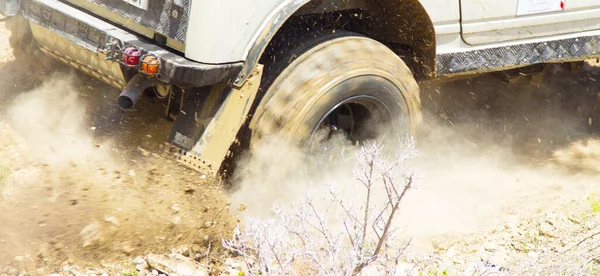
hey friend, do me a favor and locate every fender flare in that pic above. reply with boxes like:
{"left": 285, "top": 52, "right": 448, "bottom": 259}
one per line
{"left": 233, "top": 0, "right": 437, "bottom": 86}
{"left": 232, "top": 0, "right": 310, "bottom": 88}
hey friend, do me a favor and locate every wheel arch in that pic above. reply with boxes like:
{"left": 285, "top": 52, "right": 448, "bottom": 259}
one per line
{"left": 233, "top": 0, "right": 437, "bottom": 87}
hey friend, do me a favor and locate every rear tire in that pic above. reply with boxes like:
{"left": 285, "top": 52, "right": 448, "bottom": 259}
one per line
{"left": 249, "top": 32, "right": 422, "bottom": 148}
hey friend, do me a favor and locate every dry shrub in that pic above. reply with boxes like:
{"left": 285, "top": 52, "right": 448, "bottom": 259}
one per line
{"left": 223, "top": 141, "right": 418, "bottom": 275}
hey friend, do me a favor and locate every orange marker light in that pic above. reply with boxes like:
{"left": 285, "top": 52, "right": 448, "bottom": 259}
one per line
{"left": 140, "top": 55, "right": 160, "bottom": 77}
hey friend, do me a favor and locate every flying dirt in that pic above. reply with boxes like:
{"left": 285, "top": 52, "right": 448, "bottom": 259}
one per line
{"left": 2, "top": 20, "right": 600, "bottom": 275}
{"left": 233, "top": 63, "right": 600, "bottom": 234}
{"left": 229, "top": 64, "right": 600, "bottom": 274}
{"left": 0, "top": 26, "right": 236, "bottom": 274}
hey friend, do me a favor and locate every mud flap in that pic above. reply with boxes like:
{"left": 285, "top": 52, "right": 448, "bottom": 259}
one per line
{"left": 167, "top": 65, "right": 263, "bottom": 176}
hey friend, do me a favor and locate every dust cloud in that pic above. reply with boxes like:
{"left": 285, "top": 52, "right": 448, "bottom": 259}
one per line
{"left": 2, "top": 16, "right": 600, "bottom": 271}
{"left": 229, "top": 135, "right": 359, "bottom": 217}
{"left": 0, "top": 71, "right": 234, "bottom": 272}
{"left": 0, "top": 75, "right": 122, "bottom": 269}
{"left": 230, "top": 63, "right": 600, "bottom": 250}
{"left": 0, "top": 20, "right": 234, "bottom": 273}
{"left": 6, "top": 75, "right": 114, "bottom": 164}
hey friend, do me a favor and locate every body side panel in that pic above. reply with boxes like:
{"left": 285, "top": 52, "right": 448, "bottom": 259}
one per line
{"left": 185, "top": 0, "right": 288, "bottom": 64}
{"left": 460, "top": 0, "right": 600, "bottom": 45}
{"left": 186, "top": 0, "right": 459, "bottom": 65}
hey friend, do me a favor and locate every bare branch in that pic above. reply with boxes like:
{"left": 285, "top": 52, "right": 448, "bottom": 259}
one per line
{"left": 222, "top": 140, "right": 417, "bottom": 276}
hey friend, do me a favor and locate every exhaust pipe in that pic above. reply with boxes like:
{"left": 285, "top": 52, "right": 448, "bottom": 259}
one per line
{"left": 118, "top": 75, "right": 162, "bottom": 110}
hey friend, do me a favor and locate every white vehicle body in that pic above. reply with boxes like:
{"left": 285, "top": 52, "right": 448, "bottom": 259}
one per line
{"left": 9, "top": 0, "right": 599, "bottom": 84}
{"left": 187, "top": 0, "right": 600, "bottom": 68}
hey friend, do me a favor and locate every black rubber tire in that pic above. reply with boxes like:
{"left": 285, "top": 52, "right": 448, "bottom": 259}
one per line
{"left": 249, "top": 32, "right": 422, "bottom": 147}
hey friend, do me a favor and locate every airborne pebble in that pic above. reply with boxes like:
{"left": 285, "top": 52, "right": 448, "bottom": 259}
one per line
{"left": 483, "top": 242, "right": 497, "bottom": 252}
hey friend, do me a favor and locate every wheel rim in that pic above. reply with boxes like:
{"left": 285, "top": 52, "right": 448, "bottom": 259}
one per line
{"left": 308, "top": 95, "right": 395, "bottom": 152}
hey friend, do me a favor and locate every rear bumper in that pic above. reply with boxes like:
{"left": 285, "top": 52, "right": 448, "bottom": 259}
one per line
{"left": 4, "top": 0, "right": 243, "bottom": 88}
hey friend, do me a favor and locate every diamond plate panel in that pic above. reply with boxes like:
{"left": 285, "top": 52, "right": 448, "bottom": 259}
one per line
{"left": 64, "top": 0, "right": 189, "bottom": 43}
{"left": 32, "top": 23, "right": 126, "bottom": 88}
{"left": 23, "top": 0, "right": 242, "bottom": 88}
{"left": 437, "top": 35, "right": 600, "bottom": 75}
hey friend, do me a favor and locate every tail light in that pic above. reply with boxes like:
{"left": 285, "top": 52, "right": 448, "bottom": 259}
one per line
{"left": 140, "top": 54, "right": 160, "bottom": 77}
{"left": 121, "top": 46, "right": 140, "bottom": 67}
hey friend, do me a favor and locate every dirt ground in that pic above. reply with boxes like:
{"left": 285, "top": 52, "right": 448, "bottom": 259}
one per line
{"left": 0, "top": 23, "right": 236, "bottom": 275}
{"left": 1, "top": 20, "right": 600, "bottom": 275}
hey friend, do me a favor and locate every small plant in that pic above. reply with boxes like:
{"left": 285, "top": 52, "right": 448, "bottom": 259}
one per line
{"left": 587, "top": 193, "right": 600, "bottom": 213}
{"left": 223, "top": 141, "right": 417, "bottom": 275}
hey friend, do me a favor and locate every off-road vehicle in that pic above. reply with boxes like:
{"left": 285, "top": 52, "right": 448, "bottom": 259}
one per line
{"left": 2, "top": 0, "right": 598, "bottom": 174}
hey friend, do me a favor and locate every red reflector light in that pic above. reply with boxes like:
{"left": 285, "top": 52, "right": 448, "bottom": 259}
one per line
{"left": 122, "top": 46, "right": 140, "bottom": 67}
{"left": 140, "top": 55, "right": 160, "bottom": 77}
